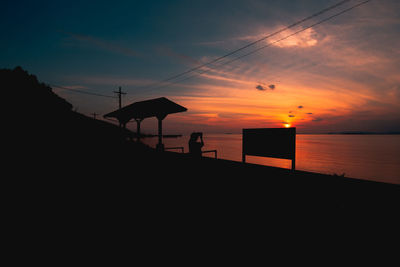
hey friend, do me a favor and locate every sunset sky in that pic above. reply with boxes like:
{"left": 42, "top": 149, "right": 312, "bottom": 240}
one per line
{"left": 2, "top": 0, "right": 400, "bottom": 134}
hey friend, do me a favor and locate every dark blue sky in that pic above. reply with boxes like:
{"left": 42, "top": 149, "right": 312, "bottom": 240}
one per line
{"left": 2, "top": 0, "right": 400, "bottom": 133}
{"left": 1, "top": 0, "right": 342, "bottom": 77}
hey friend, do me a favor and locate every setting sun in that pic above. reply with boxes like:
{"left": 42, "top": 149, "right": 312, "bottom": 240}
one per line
{"left": 284, "top": 123, "right": 291, "bottom": 128}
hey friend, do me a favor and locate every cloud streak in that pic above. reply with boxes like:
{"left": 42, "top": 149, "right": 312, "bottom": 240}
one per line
{"left": 234, "top": 27, "right": 320, "bottom": 48}
{"left": 156, "top": 46, "right": 201, "bottom": 67}
{"left": 61, "top": 31, "right": 141, "bottom": 57}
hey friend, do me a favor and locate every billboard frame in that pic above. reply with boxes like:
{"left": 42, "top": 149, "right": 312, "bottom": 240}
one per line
{"left": 242, "top": 127, "right": 296, "bottom": 170}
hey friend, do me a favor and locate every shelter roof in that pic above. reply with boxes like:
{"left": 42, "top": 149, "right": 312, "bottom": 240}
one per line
{"left": 104, "top": 97, "right": 187, "bottom": 123}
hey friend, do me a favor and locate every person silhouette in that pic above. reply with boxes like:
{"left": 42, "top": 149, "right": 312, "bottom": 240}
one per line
{"left": 188, "top": 132, "right": 204, "bottom": 157}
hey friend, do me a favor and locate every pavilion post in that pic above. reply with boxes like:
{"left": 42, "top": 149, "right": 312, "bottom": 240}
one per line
{"left": 156, "top": 115, "right": 166, "bottom": 151}
{"left": 135, "top": 118, "right": 143, "bottom": 142}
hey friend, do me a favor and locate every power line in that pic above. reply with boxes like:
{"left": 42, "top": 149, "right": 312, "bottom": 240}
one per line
{"left": 144, "top": 0, "right": 372, "bottom": 92}
{"left": 136, "top": 0, "right": 354, "bottom": 92}
{"left": 51, "top": 0, "right": 371, "bottom": 98}
{"left": 218, "top": 0, "right": 372, "bottom": 67}
{"left": 50, "top": 84, "right": 117, "bottom": 98}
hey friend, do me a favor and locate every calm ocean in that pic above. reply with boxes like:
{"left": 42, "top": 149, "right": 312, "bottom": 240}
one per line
{"left": 143, "top": 134, "right": 400, "bottom": 185}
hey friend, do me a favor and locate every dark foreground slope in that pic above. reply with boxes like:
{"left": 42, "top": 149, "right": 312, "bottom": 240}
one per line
{"left": 4, "top": 67, "right": 400, "bottom": 257}
{"left": 4, "top": 67, "right": 398, "bottom": 210}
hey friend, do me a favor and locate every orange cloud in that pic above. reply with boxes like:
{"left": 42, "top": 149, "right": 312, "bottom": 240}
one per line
{"left": 235, "top": 27, "right": 320, "bottom": 48}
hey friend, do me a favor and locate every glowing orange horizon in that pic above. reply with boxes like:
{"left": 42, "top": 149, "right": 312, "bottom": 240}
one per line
{"left": 138, "top": 24, "right": 400, "bottom": 134}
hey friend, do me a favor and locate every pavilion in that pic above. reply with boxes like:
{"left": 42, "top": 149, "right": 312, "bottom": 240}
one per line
{"left": 103, "top": 97, "right": 187, "bottom": 151}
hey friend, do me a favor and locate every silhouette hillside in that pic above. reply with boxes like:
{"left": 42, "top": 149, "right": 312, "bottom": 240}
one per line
{"left": 3, "top": 67, "right": 147, "bottom": 167}
{"left": 4, "top": 66, "right": 398, "bottom": 227}
{"left": 3, "top": 66, "right": 73, "bottom": 114}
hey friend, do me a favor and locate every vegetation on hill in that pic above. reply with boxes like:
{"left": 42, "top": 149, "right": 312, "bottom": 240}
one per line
{"left": 3, "top": 67, "right": 143, "bottom": 163}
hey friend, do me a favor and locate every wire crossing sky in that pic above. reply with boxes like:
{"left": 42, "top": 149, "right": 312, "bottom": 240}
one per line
{"left": 143, "top": 0, "right": 373, "bottom": 93}
{"left": 1, "top": 0, "right": 400, "bottom": 134}
{"left": 43, "top": 0, "right": 370, "bottom": 99}
{"left": 138, "top": 0, "right": 356, "bottom": 91}
{"left": 50, "top": 84, "right": 117, "bottom": 98}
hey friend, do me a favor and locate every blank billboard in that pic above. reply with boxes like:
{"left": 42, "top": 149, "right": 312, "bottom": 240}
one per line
{"left": 242, "top": 128, "right": 296, "bottom": 169}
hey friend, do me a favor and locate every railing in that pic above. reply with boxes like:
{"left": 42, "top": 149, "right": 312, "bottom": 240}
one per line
{"left": 165, "top": 146, "right": 185, "bottom": 153}
{"left": 201, "top": 150, "right": 217, "bottom": 159}
{"left": 164, "top": 147, "right": 218, "bottom": 158}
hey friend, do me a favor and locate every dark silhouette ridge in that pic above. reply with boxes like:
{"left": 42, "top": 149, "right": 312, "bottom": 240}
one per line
{"left": 3, "top": 67, "right": 398, "bottom": 251}
{"left": 4, "top": 66, "right": 398, "bottom": 217}
{"left": 3, "top": 66, "right": 143, "bottom": 168}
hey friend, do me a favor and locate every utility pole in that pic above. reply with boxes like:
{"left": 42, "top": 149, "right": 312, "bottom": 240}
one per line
{"left": 91, "top": 112, "right": 98, "bottom": 119}
{"left": 113, "top": 86, "right": 126, "bottom": 109}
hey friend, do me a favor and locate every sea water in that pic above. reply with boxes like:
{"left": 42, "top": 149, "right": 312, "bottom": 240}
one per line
{"left": 143, "top": 134, "right": 400, "bottom": 185}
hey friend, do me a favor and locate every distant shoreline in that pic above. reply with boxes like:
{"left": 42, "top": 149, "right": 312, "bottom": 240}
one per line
{"left": 139, "top": 132, "right": 400, "bottom": 137}
{"left": 138, "top": 132, "right": 400, "bottom": 140}
{"left": 187, "top": 132, "right": 400, "bottom": 135}
{"left": 326, "top": 132, "right": 400, "bottom": 135}
{"left": 238, "top": 132, "right": 400, "bottom": 135}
